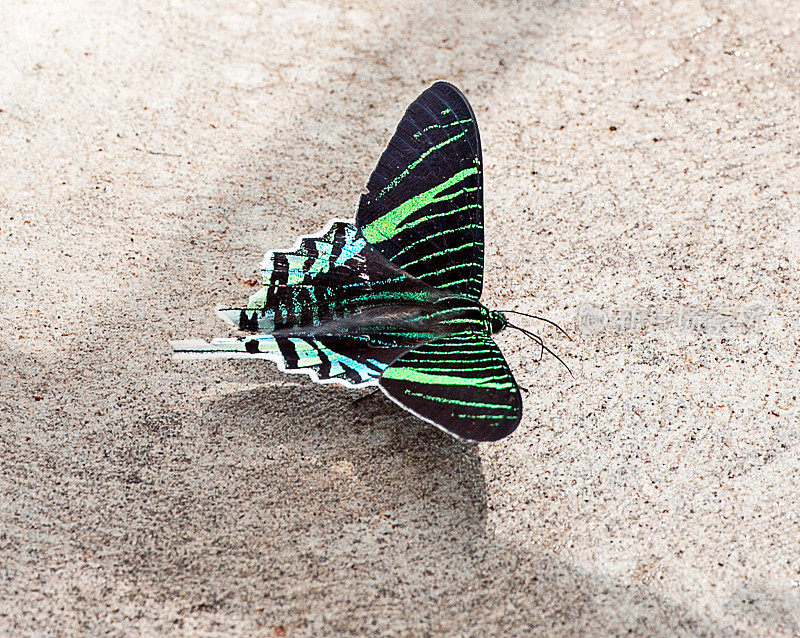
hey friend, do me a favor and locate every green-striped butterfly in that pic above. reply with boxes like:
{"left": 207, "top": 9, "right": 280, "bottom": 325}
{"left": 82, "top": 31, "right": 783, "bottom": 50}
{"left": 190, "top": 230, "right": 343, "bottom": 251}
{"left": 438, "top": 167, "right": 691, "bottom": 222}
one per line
{"left": 172, "top": 82, "right": 566, "bottom": 442}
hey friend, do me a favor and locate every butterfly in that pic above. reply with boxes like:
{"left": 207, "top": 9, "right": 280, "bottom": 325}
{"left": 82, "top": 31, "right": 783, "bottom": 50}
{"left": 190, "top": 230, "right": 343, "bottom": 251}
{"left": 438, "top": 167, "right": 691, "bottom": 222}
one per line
{"left": 172, "top": 81, "right": 567, "bottom": 442}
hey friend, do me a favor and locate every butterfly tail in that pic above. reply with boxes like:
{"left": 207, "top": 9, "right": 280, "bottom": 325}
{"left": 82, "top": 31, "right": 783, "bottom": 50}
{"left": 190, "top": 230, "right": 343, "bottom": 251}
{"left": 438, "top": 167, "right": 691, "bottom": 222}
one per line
{"left": 170, "top": 338, "right": 259, "bottom": 360}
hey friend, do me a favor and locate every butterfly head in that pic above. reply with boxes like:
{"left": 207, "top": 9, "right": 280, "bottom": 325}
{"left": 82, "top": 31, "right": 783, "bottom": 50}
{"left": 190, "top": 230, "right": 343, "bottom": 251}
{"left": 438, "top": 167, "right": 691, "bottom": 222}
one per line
{"left": 489, "top": 310, "right": 509, "bottom": 334}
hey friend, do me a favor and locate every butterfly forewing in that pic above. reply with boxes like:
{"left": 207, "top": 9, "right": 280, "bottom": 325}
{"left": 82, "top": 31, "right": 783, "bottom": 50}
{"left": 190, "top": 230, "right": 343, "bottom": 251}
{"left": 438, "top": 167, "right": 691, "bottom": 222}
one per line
{"left": 357, "top": 82, "right": 484, "bottom": 300}
{"left": 378, "top": 332, "right": 521, "bottom": 441}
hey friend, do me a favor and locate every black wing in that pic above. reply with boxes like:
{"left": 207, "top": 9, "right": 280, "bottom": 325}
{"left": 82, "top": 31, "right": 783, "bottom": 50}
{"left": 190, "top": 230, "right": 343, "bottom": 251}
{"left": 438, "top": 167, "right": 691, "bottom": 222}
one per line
{"left": 379, "top": 331, "right": 521, "bottom": 441}
{"left": 357, "top": 82, "right": 484, "bottom": 300}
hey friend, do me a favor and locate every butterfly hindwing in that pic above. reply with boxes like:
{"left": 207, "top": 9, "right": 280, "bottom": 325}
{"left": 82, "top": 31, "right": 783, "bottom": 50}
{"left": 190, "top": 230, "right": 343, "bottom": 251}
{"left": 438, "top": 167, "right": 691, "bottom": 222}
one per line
{"left": 172, "top": 332, "right": 421, "bottom": 387}
{"left": 217, "top": 221, "right": 443, "bottom": 333}
{"left": 357, "top": 82, "right": 484, "bottom": 300}
{"left": 378, "top": 331, "right": 521, "bottom": 442}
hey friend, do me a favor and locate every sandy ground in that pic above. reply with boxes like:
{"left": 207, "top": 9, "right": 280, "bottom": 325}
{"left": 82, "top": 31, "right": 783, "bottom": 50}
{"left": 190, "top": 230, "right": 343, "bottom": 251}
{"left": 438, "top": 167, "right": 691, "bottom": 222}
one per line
{"left": 1, "top": 0, "right": 799, "bottom": 635}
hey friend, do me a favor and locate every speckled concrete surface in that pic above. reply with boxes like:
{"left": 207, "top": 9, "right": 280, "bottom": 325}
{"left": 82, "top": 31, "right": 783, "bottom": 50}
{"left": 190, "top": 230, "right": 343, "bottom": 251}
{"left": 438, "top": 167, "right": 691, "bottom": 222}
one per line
{"left": 1, "top": 1, "right": 799, "bottom": 635}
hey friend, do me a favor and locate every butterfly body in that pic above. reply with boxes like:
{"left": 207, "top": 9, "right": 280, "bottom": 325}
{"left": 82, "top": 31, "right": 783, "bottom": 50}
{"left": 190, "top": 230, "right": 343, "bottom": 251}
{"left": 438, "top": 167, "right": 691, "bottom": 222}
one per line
{"left": 173, "top": 82, "right": 533, "bottom": 442}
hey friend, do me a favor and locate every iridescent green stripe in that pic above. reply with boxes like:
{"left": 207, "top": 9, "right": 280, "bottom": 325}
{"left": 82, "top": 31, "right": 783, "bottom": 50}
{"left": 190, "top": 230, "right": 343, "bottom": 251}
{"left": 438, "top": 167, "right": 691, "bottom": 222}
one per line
{"left": 401, "top": 354, "right": 504, "bottom": 365}
{"left": 377, "top": 330, "right": 439, "bottom": 339}
{"left": 422, "top": 262, "right": 480, "bottom": 280}
{"left": 347, "top": 291, "right": 435, "bottom": 304}
{"left": 413, "top": 117, "right": 473, "bottom": 139}
{"left": 382, "top": 366, "right": 513, "bottom": 389}
{"left": 399, "top": 203, "right": 480, "bottom": 235}
{"left": 401, "top": 241, "right": 478, "bottom": 269}
{"left": 422, "top": 334, "right": 489, "bottom": 344}
{"left": 443, "top": 318, "right": 484, "bottom": 326}
{"left": 376, "top": 131, "right": 466, "bottom": 199}
{"left": 363, "top": 166, "right": 477, "bottom": 243}
{"left": 457, "top": 413, "right": 513, "bottom": 420}
{"left": 392, "top": 223, "right": 481, "bottom": 261}
{"left": 403, "top": 347, "right": 495, "bottom": 356}
{"left": 399, "top": 390, "right": 517, "bottom": 410}
{"left": 438, "top": 277, "right": 477, "bottom": 289}
{"left": 408, "top": 363, "right": 509, "bottom": 373}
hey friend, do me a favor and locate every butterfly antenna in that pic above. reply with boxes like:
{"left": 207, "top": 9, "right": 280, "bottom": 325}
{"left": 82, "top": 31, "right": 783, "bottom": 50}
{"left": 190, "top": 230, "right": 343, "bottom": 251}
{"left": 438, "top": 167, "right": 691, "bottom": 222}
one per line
{"left": 507, "top": 322, "right": 574, "bottom": 378}
{"left": 517, "top": 326, "right": 545, "bottom": 362}
{"left": 498, "top": 309, "right": 572, "bottom": 341}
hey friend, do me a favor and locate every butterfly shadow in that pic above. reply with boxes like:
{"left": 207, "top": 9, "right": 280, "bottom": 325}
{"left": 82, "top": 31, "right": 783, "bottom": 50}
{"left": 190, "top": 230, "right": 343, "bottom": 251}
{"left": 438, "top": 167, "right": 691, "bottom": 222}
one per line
{"left": 206, "top": 378, "right": 490, "bottom": 528}
{"left": 191, "top": 377, "right": 723, "bottom": 634}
